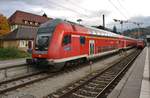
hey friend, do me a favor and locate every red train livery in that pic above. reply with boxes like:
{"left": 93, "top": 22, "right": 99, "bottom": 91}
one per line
{"left": 31, "top": 19, "right": 144, "bottom": 67}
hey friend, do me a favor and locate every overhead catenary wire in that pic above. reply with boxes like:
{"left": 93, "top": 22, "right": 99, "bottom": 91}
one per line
{"left": 108, "top": 0, "right": 128, "bottom": 19}
{"left": 46, "top": 0, "right": 109, "bottom": 26}
{"left": 46, "top": 0, "right": 131, "bottom": 26}
{"left": 46, "top": 0, "right": 91, "bottom": 18}
{"left": 117, "top": 0, "right": 131, "bottom": 17}
{"left": 65, "top": 0, "right": 98, "bottom": 14}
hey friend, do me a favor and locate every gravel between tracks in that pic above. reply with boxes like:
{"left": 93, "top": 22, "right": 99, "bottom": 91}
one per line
{"left": 0, "top": 49, "right": 136, "bottom": 98}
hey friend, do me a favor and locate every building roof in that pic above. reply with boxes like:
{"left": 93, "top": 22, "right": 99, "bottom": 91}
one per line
{"left": 0, "top": 26, "right": 38, "bottom": 40}
{"left": 8, "top": 10, "right": 51, "bottom": 27}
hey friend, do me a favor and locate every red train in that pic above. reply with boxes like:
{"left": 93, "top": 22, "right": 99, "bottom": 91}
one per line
{"left": 30, "top": 19, "right": 144, "bottom": 68}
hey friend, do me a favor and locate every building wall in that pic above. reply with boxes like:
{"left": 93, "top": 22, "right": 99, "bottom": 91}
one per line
{"left": 0, "top": 40, "right": 33, "bottom": 51}
{"left": 2, "top": 40, "right": 19, "bottom": 48}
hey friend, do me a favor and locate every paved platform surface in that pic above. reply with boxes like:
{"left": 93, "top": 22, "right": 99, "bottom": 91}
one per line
{"left": 0, "top": 58, "right": 26, "bottom": 68}
{"left": 108, "top": 47, "right": 150, "bottom": 98}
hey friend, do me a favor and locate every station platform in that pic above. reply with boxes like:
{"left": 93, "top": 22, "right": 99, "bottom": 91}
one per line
{"left": 108, "top": 47, "right": 150, "bottom": 98}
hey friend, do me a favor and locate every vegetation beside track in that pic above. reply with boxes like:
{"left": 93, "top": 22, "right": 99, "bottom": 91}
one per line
{"left": 0, "top": 47, "right": 31, "bottom": 60}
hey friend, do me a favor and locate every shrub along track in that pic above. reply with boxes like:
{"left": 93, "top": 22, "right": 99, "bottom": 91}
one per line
{"left": 46, "top": 49, "right": 141, "bottom": 98}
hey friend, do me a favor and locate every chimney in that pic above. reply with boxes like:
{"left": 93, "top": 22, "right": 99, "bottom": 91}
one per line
{"left": 102, "top": 14, "right": 105, "bottom": 28}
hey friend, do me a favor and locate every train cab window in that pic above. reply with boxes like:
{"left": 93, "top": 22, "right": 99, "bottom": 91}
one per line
{"left": 80, "top": 36, "right": 85, "bottom": 45}
{"left": 35, "top": 19, "right": 62, "bottom": 51}
{"left": 62, "top": 35, "right": 71, "bottom": 45}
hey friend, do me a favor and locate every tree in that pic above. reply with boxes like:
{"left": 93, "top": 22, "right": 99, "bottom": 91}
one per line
{"left": 42, "top": 13, "right": 47, "bottom": 18}
{"left": 0, "top": 14, "right": 10, "bottom": 35}
{"left": 113, "top": 25, "right": 117, "bottom": 33}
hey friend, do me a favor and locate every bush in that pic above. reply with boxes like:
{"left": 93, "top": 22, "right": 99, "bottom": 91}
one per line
{"left": 0, "top": 47, "right": 31, "bottom": 60}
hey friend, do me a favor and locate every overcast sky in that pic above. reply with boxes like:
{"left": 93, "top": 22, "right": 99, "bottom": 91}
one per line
{"left": 0, "top": 0, "right": 150, "bottom": 30}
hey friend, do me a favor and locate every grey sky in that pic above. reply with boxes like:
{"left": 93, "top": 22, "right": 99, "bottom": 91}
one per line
{"left": 0, "top": 0, "right": 150, "bottom": 30}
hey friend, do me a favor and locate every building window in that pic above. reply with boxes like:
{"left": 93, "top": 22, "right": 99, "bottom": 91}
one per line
{"left": 25, "top": 21, "right": 28, "bottom": 24}
{"left": 15, "top": 25, "right": 18, "bottom": 28}
{"left": 24, "top": 20, "right": 28, "bottom": 24}
{"left": 19, "top": 40, "right": 28, "bottom": 47}
{"left": 30, "top": 21, "right": 32, "bottom": 25}
{"left": 35, "top": 22, "right": 38, "bottom": 26}
{"left": 11, "top": 25, "right": 18, "bottom": 31}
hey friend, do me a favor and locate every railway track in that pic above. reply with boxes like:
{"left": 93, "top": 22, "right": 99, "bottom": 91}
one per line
{"left": 0, "top": 64, "right": 31, "bottom": 79}
{"left": 0, "top": 48, "right": 137, "bottom": 95}
{"left": 0, "top": 59, "right": 90, "bottom": 94}
{"left": 0, "top": 70, "right": 51, "bottom": 94}
{"left": 0, "top": 63, "right": 90, "bottom": 94}
{"left": 47, "top": 49, "right": 141, "bottom": 98}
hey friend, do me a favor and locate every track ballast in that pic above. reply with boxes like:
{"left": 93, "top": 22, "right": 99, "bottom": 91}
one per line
{"left": 47, "top": 49, "right": 141, "bottom": 98}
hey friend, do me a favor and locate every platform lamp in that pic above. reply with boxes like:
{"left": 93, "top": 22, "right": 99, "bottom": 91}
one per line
{"left": 77, "top": 19, "right": 82, "bottom": 24}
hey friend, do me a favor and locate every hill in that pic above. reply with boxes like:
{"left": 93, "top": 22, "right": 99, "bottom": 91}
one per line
{"left": 123, "top": 26, "right": 150, "bottom": 39}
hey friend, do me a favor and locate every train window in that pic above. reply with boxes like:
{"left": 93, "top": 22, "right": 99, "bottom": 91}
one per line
{"left": 80, "top": 36, "right": 85, "bottom": 45}
{"left": 35, "top": 33, "right": 51, "bottom": 51}
{"left": 63, "top": 35, "right": 71, "bottom": 45}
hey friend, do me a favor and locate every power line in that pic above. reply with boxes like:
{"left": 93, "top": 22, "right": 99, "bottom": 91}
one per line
{"left": 46, "top": 0, "right": 90, "bottom": 18}
{"left": 65, "top": 0, "right": 97, "bottom": 14}
{"left": 108, "top": 0, "right": 128, "bottom": 19}
{"left": 113, "top": 19, "right": 143, "bottom": 38}
{"left": 117, "top": 0, "right": 131, "bottom": 17}
{"left": 46, "top": 0, "right": 106, "bottom": 23}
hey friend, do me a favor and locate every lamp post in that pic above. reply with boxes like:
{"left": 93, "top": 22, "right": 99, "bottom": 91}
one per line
{"left": 77, "top": 19, "right": 82, "bottom": 24}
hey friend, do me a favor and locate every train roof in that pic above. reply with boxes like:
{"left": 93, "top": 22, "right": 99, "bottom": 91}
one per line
{"left": 85, "top": 26, "right": 123, "bottom": 38}
{"left": 84, "top": 25, "right": 136, "bottom": 40}
{"left": 65, "top": 19, "right": 136, "bottom": 40}
{"left": 45, "top": 19, "right": 137, "bottom": 40}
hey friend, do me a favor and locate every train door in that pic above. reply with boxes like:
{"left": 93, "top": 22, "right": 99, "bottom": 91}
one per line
{"left": 28, "top": 40, "right": 32, "bottom": 49}
{"left": 80, "top": 36, "right": 86, "bottom": 55}
{"left": 89, "top": 40, "right": 95, "bottom": 55}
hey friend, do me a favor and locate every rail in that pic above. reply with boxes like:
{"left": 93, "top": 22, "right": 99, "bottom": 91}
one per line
{"left": 0, "top": 64, "right": 30, "bottom": 78}
{"left": 47, "top": 49, "right": 141, "bottom": 98}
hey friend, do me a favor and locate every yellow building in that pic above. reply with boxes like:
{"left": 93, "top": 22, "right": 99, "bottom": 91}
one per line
{"left": 0, "top": 26, "right": 38, "bottom": 51}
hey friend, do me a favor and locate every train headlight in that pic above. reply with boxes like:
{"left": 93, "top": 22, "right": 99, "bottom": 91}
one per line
{"left": 38, "top": 55, "right": 42, "bottom": 57}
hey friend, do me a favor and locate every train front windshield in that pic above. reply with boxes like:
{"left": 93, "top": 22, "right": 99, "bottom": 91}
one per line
{"left": 35, "top": 19, "right": 62, "bottom": 51}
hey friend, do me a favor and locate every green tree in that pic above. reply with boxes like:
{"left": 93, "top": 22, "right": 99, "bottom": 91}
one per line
{"left": 113, "top": 25, "right": 117, "bottom": 33}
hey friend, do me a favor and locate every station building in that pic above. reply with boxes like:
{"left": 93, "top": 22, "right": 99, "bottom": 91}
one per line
{"left": 0, "top": 10, "right": 52, "bottom": 51}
